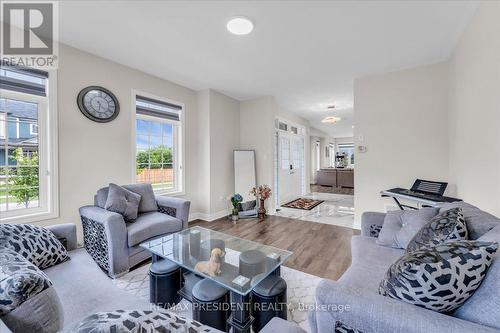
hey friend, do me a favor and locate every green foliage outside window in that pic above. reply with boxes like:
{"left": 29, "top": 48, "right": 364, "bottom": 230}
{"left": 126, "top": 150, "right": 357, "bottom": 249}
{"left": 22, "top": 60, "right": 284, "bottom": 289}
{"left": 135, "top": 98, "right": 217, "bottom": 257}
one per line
{"left": 136, "top": 145, "right": 173, "bottom": 174}
{"left": 9, "top": 148, "right": 39, "bottom": 208}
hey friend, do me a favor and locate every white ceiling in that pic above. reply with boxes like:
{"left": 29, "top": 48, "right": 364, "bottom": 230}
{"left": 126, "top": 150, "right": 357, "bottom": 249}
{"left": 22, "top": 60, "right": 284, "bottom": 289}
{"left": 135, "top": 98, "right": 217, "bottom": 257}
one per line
{"left": 59, "top": 1, "right": 478, "bottom": 138}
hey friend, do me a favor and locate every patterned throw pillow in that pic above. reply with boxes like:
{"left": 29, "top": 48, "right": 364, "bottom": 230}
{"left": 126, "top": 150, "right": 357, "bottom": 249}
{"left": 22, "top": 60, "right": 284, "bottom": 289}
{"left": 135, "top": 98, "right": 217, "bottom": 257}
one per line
{"left": 406, "top": 208, "right": 467, "bottom": 252}
{"left": 379, "top": 241, "right": 498, "bottom": 313}
{"left": 0, "top": 224, "right": 68, "bottom": 269}
{"left": 63, "top": 309, "right": 218, "bottom": 333}
{"left": 335, "top": 321, "right": 363, "bottom": 333}
{"left": 105, "top": 183, "right": 141, "bottom": 221}
{"left": 0, "top": 248, "right": 53, "bottom": 316}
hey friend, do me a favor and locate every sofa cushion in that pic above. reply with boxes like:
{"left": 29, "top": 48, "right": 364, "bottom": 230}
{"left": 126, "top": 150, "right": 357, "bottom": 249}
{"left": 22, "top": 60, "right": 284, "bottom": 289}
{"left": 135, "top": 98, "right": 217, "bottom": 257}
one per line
{"left": 406, "top": 208, "right": 467, "bottom": 252}
{"left": 0, "top": 224, "right": 68, "bottom": 269}
{"left": 379, "top": 241, "right": 498, "bottom": 313}
{"left": 62, "top": 309, "right": 219, "bottom": 333}
{"left": 377, "top": 208, "right": 439, "bottom": 249}
{"left": 123, "top": 183, "right": 158, "bottom": 213}
{"left": 339, "top": 236, "right": 403, "bottom": 292}
{"left": 127, "top": 212, "right": 182, "bottom": 247}
{"left": 2, "top": 286, "right": 64, "bottom": 333}
{"left": 0, "top": 248, "right": 53, "bottom": 316}
{"left": 452, "top": 256, "right": 500, "bottom": 329}
{"left": 104, "top": 183, "right": 141, "bottom": 221}
{"left": 95, "top": 187, "right": 109, "bottom": 208}
{"left": 437, "top": 201, "right": 500, "bottom": 240}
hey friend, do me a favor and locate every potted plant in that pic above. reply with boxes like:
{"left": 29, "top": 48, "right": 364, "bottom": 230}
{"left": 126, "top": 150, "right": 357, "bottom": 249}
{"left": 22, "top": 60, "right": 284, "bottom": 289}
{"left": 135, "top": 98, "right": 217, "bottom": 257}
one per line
{"left": 230, "top": 194, "right": 243, "bottom": 221}
{"left": 250, "top": 185, "right": 272, "bottom": 221}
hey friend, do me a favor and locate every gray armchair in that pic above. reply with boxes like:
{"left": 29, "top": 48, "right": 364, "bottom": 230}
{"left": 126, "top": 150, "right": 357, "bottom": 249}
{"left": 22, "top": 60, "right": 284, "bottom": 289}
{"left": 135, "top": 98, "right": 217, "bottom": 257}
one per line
{"left": 79, "top": 183, "right": 190, "bottom": 278}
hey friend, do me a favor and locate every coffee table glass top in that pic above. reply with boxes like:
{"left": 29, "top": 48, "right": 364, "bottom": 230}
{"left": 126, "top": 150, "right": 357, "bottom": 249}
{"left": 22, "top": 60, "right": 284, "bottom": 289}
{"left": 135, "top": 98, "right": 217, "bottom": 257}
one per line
{"left": 140, "top": 226, "right": 292, "bottom": 295}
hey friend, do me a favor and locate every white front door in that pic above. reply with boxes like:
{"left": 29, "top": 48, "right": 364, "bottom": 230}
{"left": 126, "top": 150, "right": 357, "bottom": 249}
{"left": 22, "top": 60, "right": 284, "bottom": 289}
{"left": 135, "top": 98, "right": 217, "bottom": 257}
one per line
{"left": 277, "top": 132, "right": 304, "bottom": 205}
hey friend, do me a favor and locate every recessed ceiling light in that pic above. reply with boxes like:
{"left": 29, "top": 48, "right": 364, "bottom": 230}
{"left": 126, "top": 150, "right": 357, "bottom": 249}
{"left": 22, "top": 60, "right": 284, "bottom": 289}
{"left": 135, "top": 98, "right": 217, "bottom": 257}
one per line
{"left": 227, "top": 17, "right": 254, "bottom": 35}
{"left": 321, "top": 116, "right": 341, "bottom": 124}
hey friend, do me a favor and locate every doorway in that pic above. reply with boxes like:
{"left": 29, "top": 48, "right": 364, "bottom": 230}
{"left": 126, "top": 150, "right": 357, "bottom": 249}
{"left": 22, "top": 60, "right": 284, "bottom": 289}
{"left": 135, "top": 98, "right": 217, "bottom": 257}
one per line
{"left": 275, "top": 124, "right": 305, "bottom": 206}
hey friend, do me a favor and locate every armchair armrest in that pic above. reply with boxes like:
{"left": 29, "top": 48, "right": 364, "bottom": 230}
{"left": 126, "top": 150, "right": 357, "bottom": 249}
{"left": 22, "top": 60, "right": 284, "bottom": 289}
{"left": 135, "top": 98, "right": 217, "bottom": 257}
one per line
{"left": 361, "top": 212, "right": 386, "bottom": 237}
{"left": 78, "top": 205, "right": 129, "bottom": 278}
{"left": 47, "top": 223, "right": 77, "bottom": 251}
{"left": 311, "top": 280, "right": 500, "bottom": 333}
{"left": 155, "top": 196, "right": 191, "bottom": 229}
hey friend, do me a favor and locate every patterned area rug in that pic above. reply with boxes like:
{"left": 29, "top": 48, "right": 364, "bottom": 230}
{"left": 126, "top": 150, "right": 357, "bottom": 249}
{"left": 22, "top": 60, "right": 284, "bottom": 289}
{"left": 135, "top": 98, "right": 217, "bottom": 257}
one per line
{"left": 282, "top": 198, "right": 324, "bottom": 210}
{"left": 311, "top": 185, "right": 354, "bottom": 195}
{"left": 112, "top": 261, "right": 321, "bottom": 332}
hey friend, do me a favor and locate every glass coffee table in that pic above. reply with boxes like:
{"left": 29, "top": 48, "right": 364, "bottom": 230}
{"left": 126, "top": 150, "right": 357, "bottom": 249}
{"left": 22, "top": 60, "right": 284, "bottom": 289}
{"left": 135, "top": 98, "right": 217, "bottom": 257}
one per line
{"left": 140, "top": 226, "right": 292, "bottom": 333}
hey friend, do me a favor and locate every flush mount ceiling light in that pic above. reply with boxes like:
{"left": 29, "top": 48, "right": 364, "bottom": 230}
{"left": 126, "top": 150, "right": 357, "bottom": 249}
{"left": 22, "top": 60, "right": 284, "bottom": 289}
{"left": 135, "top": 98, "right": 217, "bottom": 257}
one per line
{"left": 227, "top": 17, "right": 254, "bottom": 35}
{"left": 321, "top": 116, "right": 341, "bottom": 124}
{"left": 327, "top": 105, "right": 336, "bottom": 109}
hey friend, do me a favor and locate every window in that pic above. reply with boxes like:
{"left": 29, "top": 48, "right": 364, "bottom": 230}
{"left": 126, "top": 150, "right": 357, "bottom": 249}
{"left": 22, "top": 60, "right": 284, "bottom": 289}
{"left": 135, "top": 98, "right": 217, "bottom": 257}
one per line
{"left": 337, "top": 143, "right": 355, "bottom": 167}
{"left": 280, "top": 137, "right": 290, "bottom": 169}
{"left": 30, "top": 123, "right": 38, "bottom": 135}
{"left": 292, "top": 138, "right": 303, "bottom": 170}
{"left": 0, "top": 65, "right": 58, "bottom": 222}
{"left": 135, "top": 94, "right": 183, "bottom": 194}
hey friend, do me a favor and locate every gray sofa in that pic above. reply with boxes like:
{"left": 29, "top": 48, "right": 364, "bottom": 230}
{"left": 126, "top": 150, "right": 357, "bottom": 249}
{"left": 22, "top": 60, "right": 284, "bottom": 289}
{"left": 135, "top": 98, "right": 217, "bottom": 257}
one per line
{"left": 309, "top": 204, "right": 500, "bottom": 333}
{"left": 79, "top": 183, "right": 190, "bottom": 278}
{"left": 1, "top": 223, "right": 301, "bottom": 333}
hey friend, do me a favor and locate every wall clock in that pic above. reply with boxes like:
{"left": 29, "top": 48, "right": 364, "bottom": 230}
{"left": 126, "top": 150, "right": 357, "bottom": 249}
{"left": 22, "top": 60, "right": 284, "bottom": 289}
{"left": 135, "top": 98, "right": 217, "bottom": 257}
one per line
{"left": 77, "top": 86, "right": 120, "bottom": 123}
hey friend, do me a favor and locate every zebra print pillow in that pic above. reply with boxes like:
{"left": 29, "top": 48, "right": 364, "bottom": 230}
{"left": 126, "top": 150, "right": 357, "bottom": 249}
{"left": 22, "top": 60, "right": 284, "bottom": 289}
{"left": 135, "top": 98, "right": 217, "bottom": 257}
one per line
{"left": 63, "top": 309, "right": 218, "bottom": 333}
{"left": 379, "top": 241, "right": 498, "bottom": 313}
{"left": 0, "top": 248, "right": 53, "bottom": 316}
{"left": 406, "top": 208, "right": 467, "bottom": 252}
{"left": 0, "top": 224, "right": 68, "bottom": 269}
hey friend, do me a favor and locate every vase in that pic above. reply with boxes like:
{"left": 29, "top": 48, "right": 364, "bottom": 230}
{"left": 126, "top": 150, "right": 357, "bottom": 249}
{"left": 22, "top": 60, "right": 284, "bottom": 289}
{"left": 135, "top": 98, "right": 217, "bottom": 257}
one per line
{"left": 232, "top": 208, "right": 239, "bottom": 222}
{"left": 258, "top": 199, "right": 266, "bottom": 221}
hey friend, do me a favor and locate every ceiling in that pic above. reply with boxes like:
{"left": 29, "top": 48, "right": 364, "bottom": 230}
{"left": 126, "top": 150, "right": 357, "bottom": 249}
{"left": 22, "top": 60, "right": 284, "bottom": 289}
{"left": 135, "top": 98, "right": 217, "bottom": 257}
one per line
{"left": 58, "top": 1, "right": 478, "bottom": 138}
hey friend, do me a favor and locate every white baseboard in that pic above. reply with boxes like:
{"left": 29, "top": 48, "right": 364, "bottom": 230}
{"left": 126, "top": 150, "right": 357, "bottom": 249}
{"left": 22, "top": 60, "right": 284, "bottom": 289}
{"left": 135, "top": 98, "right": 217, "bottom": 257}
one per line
{"left": 189, "top": 209, "right": 228, "bottom": 222}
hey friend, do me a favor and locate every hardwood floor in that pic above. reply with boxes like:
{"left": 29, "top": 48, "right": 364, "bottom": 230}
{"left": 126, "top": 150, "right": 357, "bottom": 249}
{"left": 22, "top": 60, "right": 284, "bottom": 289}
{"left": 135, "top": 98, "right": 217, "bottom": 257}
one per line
{"left": 191, "top": 215, "right": 360, "bottom": 280}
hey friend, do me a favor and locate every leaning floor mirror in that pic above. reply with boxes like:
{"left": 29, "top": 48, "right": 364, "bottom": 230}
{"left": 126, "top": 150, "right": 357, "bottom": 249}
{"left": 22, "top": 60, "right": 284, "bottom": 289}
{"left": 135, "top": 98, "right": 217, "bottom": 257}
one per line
{"left": 234, "top": 150, "right": 257, "bottom": 218}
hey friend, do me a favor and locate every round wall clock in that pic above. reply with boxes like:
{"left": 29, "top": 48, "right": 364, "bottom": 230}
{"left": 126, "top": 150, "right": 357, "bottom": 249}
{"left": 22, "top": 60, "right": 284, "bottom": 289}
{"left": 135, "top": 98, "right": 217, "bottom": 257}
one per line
{"left": 77, "top": 86, "right": 120, "bottom": 123}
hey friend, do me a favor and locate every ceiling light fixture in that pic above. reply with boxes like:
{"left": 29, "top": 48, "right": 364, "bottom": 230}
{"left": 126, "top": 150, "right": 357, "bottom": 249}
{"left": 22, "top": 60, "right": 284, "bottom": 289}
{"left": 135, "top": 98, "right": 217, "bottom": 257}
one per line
{"left": 321, "top": 116, "right": 341, "bottom": 124}
{"left": 226, "top": 17, "right": 254, "bottom": 35}
{"left": 327, "top": 105, "right": 336, "bottom": 109}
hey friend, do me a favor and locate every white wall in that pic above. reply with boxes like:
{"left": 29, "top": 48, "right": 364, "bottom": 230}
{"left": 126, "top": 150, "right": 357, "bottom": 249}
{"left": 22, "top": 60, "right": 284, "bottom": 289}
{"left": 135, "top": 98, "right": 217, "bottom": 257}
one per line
{"left": 39, "top": 44, "right": 200, "bottom": 237}
{"left": 448, "top": 1, "right": 500, "bottom": 216}
{"left": 208, "top": 90, "right": 240, "bottom": 215}
{"left": 354, "top": 62, "right": 450, "bottom": 226}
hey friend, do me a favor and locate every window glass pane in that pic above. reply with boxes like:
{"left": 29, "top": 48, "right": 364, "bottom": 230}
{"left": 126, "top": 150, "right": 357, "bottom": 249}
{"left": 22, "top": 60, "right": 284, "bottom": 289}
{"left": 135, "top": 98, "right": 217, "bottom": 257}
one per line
{"left": 0, "top": 97, "right": 40, "bottom": 213}
{"left": 135, "top": 114, "right": 177, "bottom": 192}
{"left": 136, "top": 119, "right": 149, "bottom": 134}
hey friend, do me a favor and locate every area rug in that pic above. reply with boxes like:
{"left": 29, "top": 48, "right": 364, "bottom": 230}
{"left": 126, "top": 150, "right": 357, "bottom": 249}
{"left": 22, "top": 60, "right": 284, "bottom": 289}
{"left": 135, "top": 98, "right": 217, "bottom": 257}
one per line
{"left": 311, "top": 185, "right": 354, "bottom": 195}
{"left": 112, "top": 259, "right": 321, "bottom": 333}
{"left": 282, "top": 198, "right": 324, "bottom": 210}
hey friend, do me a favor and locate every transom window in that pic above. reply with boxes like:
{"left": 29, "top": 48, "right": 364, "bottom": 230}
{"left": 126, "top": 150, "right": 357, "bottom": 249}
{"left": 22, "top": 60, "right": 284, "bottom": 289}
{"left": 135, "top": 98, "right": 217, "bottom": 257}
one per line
{"left": 135, "top": 94, "right": 183, "bottom": 194}
{"left": 0, "top": 65, "right": 58, "bottom": 222}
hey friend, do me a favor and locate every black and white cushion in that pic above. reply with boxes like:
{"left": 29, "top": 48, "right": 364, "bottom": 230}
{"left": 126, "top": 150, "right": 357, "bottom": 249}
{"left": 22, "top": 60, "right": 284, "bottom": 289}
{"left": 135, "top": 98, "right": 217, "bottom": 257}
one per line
{"left": 0, "top": 224, "right": 68, "bottom": 269}
{"left": 379, "top": 241, "right": 498, "bottom": 313}
{"left": 0, "top": 248, "right": 53, "bottom": 316}
{"left": 335, "top": 321, "right": 363, "bottom": 333}
{"left": 63, "top": 309, "right": 218, "bottom": 333}
{"left": 406, "top": 208, "right": 467, "bottom": 252}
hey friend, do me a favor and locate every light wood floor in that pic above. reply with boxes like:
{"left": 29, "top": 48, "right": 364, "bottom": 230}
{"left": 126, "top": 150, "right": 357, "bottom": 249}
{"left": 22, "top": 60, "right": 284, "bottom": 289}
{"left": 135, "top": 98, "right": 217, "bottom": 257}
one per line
{"left": 191, "top": 215, "right": 359, "bottom": 280}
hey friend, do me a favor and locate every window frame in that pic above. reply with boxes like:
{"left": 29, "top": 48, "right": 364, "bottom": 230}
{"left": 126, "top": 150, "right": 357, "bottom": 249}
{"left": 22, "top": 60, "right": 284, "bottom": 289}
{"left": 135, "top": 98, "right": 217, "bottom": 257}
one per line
{"left": 0, "top": 71, "right": 59, "bottom": 223}
{"left": 131, "top": 90, "right": 185, "bottom": 196}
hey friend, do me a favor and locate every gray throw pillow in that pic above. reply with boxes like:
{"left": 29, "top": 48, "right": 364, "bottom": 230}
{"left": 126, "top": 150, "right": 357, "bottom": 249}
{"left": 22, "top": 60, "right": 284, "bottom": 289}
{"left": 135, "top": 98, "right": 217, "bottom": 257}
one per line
{"left": 379, "top": 241, "right": 498, "bottom": 313}
{"left": 0, "top": 224, "right": 68, "bottom": 269}
{"left": 376, "top": 208, "right": 439, "bottom": 249}
{"left": 123, "top": 183, "right": 158, "bottom": 213}
{"left": 0, "top": 248, "right": 53, "bottom": 316}
{"left": 63, "top": 309, "right": 218, "bottom": 333}
{"left": 105, "top": 183, "right": 141, "bottom": 221}
{"left": 406, "top": 208, "right": 467, "bottom": 252}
